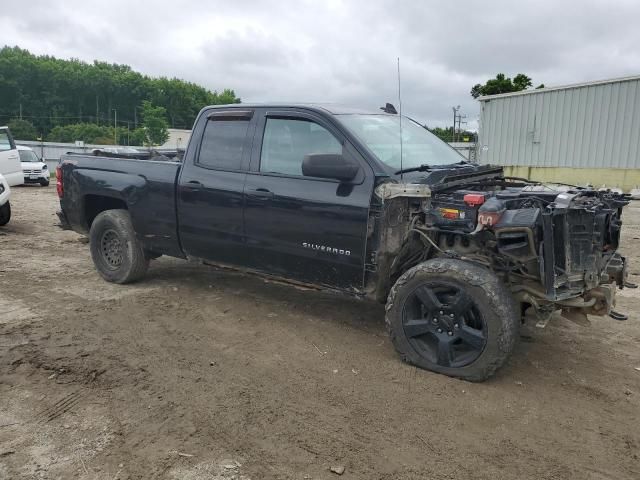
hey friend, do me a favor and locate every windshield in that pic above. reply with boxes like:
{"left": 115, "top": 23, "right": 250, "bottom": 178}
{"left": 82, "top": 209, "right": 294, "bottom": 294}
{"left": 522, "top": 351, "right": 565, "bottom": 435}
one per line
{"left": 337, "top": 114, "right": 464, "bottom": 170}
{"left": 19, "top": 150, "right": 40, "bottom": 162}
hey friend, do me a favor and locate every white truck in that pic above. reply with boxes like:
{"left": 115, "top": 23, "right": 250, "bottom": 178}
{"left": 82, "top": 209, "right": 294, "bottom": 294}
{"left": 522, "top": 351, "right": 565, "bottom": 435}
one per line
{"left": 0, "top": 126, "right": 23, "bottom": 187}
{"left": 0, "top": 172, "right": 10, "bottom": 225}
{"left": 0, "top": 126, "right": 21, "bottom": 226}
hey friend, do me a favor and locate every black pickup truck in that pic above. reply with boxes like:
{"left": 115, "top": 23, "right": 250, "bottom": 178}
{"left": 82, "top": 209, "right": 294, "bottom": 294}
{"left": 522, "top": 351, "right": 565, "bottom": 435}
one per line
{"left": 57, "top": 103, "right": 630, "bottom": 381}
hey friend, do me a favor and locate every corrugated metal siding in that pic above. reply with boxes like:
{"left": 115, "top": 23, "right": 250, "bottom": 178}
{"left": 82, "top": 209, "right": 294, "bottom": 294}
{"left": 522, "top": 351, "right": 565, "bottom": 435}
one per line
{"left": 477, "top": 77, "right": 640, "bottom": 169}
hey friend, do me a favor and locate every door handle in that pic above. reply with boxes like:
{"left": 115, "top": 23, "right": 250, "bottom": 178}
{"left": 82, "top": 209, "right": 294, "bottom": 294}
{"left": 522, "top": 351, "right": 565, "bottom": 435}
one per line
{"left": 184, "top": 180, "right": 203, "bottom": 192}
{"left": 248, "top": 188, "right": 274, "bottom": 200}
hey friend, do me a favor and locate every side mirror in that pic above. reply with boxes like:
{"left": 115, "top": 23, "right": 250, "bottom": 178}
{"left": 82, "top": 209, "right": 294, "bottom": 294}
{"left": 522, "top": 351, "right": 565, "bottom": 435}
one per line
{"left": 302, "top": 154, "right": 359, "bottom": 182}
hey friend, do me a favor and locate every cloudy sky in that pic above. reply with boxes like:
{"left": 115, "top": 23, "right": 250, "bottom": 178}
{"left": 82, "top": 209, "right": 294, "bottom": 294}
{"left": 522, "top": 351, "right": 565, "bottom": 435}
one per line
{"left": 2, "top": 0, "right": 639, "bottom": 129}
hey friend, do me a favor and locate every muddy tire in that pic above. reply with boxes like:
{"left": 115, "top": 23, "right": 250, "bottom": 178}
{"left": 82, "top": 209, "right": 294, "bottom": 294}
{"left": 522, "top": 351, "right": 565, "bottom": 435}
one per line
{"left": 0, "top": 201, "right": 10, "bottom": 226}
{"left": 89, "top": 209, "right": 149, "bottom": 284}
{"left": 385, "top": 258, "right": 519, "bottom": 382}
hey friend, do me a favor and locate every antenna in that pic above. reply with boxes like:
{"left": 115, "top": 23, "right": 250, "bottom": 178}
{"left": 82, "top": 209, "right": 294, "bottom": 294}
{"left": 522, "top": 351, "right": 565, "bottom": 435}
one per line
{"left": 397, "top": 57, "right": 404, "bottom": 182}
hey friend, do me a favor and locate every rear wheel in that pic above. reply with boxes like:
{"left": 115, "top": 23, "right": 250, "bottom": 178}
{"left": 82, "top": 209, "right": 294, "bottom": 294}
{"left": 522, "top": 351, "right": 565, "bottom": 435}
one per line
{"left": 385, "top": 258, "right": 519, "bottom": 382}
{"left": 0, "top": 201, "right": 10, "bottom": 226}
{"left": 89, "top": 209, "right": 149, "bottom": 283}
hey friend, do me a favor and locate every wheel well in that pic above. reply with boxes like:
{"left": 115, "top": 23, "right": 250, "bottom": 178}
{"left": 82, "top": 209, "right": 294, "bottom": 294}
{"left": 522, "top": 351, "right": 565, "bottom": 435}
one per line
{"left": 84, "top": 195, "right": 128, "bottom": 228}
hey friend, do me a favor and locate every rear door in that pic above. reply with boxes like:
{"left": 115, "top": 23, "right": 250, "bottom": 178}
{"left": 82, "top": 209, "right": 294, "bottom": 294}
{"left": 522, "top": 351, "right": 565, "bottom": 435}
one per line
{"left": 243, "top": 109, "right": 374, "bottom": 291}
{"left": 0, "top": 128, "right": 22, "bottom": 186}
{"left": 177, "top": 109, "right": 255, "bottom": 266}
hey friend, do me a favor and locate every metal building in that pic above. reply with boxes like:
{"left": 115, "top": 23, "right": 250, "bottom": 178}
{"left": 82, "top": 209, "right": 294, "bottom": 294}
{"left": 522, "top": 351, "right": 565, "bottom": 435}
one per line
{"left": 477, "top": 75, "right": 640, "bottom": 191}
{"left": 161, "top": 128, "right": 191, "bottom": 150}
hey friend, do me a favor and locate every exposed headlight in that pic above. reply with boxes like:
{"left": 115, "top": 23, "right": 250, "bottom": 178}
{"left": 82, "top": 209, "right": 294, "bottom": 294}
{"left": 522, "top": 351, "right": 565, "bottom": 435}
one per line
{"left": 42, "top": 164, "right": 48, "bottom": 169}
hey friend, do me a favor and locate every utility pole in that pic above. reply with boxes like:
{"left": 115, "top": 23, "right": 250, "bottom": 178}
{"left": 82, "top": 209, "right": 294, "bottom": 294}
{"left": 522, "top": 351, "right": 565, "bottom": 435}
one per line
{"left": 96, "top": 95, "right": 99, "bottom": 125}
{"left": 452, "top": 105, "right": 460, "bottom": 143}
{"left": 457, "top": 114, "right": 467, "bottom": 140}
{"left": 112, "top": 109, "right": 117, "bottom": 144}
{"left": 452, "top": 106, "right": 457, "bottom": 143}
{"left": 19, "top": 103, "right": 22, "bottom": 120}
{"left": 451, "top": 106, "right": 468, "bottom": 143}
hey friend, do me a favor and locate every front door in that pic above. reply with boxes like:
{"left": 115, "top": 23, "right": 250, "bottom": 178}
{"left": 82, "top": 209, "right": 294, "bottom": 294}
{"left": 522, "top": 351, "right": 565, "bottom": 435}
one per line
{"left": 243, "top": 110, "right": 374, "bottom": 291}
{"left": 0, "top": 128, "right": 22, "bottom": 186}
{"left": 177, "top": 109, "right": 255, "bottom": 266}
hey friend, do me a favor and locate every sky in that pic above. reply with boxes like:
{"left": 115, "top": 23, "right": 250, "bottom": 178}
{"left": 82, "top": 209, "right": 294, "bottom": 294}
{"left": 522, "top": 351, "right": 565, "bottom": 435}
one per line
{"left": 2, "top": 0, "right": 640, "bottom": 130}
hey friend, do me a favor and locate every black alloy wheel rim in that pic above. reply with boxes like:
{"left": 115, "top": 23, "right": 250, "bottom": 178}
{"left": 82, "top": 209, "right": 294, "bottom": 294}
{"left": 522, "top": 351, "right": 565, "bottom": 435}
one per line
{"left": 100, "top": 229, "right": 124, "bottom": 269}
{"left": 402, "top": 283, "right": 487, "bottom": 368}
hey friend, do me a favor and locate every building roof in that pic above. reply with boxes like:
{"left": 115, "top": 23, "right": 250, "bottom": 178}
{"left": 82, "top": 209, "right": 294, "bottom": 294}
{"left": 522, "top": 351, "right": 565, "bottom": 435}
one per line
{"left": 477, "top": 74, "right": 640, "bottom": 101}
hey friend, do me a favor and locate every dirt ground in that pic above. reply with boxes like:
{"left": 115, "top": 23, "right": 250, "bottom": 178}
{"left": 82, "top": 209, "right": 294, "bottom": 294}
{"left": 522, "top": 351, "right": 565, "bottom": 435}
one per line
{"left": 1, "top": 185, "right": 639, "bottom": 480}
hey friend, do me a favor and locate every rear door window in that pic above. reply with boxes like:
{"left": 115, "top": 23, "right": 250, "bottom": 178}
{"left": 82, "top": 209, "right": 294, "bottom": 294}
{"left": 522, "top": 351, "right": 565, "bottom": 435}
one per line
{"left": 197, "top": 119, "right": 251, "bottom": 171}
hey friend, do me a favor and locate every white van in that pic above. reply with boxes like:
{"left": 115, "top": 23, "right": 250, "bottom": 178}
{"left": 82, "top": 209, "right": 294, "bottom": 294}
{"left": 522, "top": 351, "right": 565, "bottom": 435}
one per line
{"left": 0, "top": 127, "right": 23, "bottom": 187}
{"left": 18, "top": 145, "right": 49, "bottom": 186}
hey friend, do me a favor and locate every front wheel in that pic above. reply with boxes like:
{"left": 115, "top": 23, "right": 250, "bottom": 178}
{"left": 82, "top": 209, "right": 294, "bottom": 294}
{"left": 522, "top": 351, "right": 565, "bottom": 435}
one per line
{"left": 385, "top": 258, "right": 519, "bottom": 382}
{"left": 89, "top": 209, "right": 149, "bottom": 284}
{"left": 0, "top": 201, "right": 10, "bottom": 226}
{"left": 40, "top": 179, "right": 50, "bottom": 187}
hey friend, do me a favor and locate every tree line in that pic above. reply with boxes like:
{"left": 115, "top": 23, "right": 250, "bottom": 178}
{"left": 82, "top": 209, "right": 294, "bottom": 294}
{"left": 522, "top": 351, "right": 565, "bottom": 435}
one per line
{"left": 427, "top": 126, "right": 476, "bottom": 143}
{"left": 471, "top": 73, "right": 544, "bottom": 98}
{"left": 0, "top": 46, "right": 240, "bottom": 144}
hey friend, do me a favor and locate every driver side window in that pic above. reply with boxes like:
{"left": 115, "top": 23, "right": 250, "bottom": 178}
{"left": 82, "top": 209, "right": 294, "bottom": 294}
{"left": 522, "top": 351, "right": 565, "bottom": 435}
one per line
{"left": 260, "top": 118, "right": 342, "bottom": 176}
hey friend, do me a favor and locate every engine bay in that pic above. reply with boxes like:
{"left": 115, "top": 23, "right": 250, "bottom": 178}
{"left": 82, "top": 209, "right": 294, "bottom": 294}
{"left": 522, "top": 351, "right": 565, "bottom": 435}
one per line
{"left": 371, "top": 175, "right": 630, "bottom": 323}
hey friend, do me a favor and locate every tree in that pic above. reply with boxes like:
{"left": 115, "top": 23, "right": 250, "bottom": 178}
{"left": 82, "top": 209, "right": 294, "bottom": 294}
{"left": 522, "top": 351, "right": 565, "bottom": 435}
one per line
{"left": 0, "top": 46, "right": 240, "bottom": 138}
{"left": 46, "top": 122, "right": 129, "bottom": 144}
{"left": 129, "top": 128, "right": 147, "bottom": 146}
{"left": 426, "top": 126, "right": 475, "bottom": 143}
{"left": 470, "top": 73, "right": 543, "bottom": 98}
{"left": 140, "top": 101, "right": 169, "bottom": 146}
{"left": 7, "top": 118, "right": 38, "bottom": 140}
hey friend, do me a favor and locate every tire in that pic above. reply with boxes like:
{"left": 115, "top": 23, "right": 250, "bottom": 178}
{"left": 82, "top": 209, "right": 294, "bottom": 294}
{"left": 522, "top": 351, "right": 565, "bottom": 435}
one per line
{"left": 89, "top": 209, "right": 149, "bottom": 284}
{"left": 0, "top": 201, "right": 10, "bottom": 226}
{"left": 40, "top": 179, "right": 50, "bottom": 187}
{"left": 385, "top": 258, "right": 519, "bottom": 382}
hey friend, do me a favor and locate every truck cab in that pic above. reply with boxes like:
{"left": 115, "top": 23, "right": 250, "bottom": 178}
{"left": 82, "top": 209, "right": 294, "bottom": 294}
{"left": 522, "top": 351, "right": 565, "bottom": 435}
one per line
{"left": 176, "top": 106, "right": 377, "bottom": 291}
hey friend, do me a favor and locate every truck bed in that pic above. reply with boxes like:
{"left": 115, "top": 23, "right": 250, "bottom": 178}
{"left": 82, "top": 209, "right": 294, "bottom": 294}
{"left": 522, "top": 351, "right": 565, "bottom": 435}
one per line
{"left": 58, "top": 154, "right": 183, "bottom": 258}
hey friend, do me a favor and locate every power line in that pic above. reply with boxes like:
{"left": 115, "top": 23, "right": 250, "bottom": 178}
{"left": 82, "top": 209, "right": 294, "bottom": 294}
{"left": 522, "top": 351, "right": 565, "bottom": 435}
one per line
{"left": 0, "top": 113, "right": 191, "bottom": 129}
{"left": 0, "top": 113, "right": 137, "bottom": 123}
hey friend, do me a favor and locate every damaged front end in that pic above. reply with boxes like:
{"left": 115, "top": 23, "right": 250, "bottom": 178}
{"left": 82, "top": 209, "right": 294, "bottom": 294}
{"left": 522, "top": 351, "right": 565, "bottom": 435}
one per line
{"left": 365, "top": 171, "right": 631, "bottom": 327}
{"left": 527, "top": 189, "right": 631, "bottom": 325}
{"left": 365, "top": 182, "right": 433, "bottom": 302}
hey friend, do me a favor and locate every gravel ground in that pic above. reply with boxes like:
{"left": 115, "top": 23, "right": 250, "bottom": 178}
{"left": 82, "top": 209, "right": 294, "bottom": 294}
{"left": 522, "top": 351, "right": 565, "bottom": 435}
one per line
{"left": 1, "top": 185, "right": 639, "bottom": 479}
